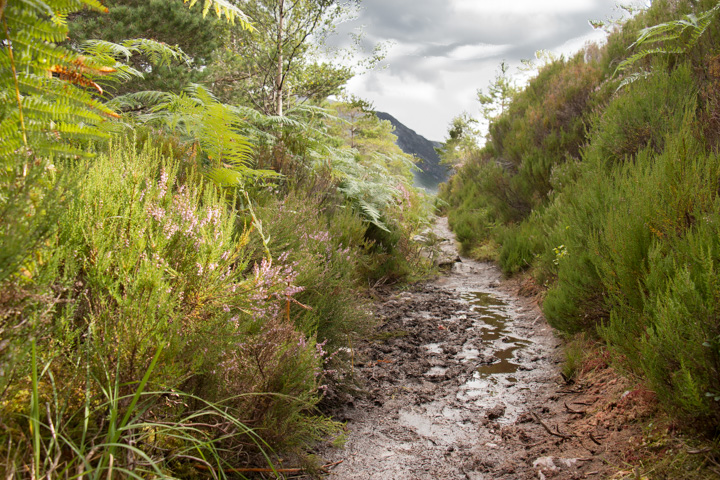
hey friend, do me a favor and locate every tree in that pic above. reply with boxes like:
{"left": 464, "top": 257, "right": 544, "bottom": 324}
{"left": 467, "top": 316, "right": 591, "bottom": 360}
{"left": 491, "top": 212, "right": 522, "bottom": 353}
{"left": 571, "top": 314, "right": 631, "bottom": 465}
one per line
{"left": 436, "top": 113, "right": 481, "bottom": 168}
{"left": 68, "top": 0, "right": 225, "bottom": 95}
{"left": 477, "top": 61, "right": 518, "bottom": 121}
{"left": 208, "top": 0, "right": 354, "bottom": 115}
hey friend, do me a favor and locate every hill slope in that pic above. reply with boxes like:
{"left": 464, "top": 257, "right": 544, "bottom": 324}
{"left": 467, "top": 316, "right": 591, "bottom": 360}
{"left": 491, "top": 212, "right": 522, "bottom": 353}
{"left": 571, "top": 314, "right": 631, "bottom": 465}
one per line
{"left": 375, "top": 111, "right": 450, "bottom": 191}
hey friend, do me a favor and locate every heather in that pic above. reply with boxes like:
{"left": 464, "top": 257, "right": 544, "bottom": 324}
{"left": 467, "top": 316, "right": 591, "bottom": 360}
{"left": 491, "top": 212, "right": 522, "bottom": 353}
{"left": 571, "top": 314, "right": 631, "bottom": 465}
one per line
{"left": 440, "top": 0, "right": 720, "bottom": 435}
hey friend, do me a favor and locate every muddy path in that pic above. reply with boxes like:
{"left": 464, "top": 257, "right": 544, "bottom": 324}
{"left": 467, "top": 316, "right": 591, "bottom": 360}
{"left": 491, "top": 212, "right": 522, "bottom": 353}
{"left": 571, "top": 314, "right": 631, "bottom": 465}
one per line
{"left": 321, "top": 218, "right": 644, "bottom": 480}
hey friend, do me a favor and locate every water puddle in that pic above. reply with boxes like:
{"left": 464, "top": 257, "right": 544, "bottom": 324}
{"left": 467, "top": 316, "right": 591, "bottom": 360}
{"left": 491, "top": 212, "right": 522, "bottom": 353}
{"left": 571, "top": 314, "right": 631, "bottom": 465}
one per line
{"left": 462, "top": 291, "right": 530, "bottom": 378}
{"left": 424, "top": 343, "right": 443, "bottom": 355}
{"left": 452, "top": 290, "right": 536, "bottom": 420}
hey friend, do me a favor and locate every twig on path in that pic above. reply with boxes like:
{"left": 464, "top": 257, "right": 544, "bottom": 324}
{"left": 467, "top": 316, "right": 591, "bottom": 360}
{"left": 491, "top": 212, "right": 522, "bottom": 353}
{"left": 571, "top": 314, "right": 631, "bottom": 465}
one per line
{"left": 321, "top": 460, "right": 345, "bottom": 472}
{"left": 564, "top": 401, "right": 586, "bottom": 414}
{"left": 686, "top": 447, "right": 712, "bottom": 455}
{"left": 531, "top": 412, "right": 573, "bottom": 440}
{"left": 589, "top": 432, "right": 603, "bottom": 446}
{"left": 557, "top": 388, "right": 584, "bottom": 394}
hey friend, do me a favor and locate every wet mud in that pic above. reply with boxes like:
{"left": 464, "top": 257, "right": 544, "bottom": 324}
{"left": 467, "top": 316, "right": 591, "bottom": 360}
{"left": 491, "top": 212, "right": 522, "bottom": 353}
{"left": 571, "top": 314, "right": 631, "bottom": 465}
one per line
{"left": 321, "top": 218, "right": 655, "bottom": 480}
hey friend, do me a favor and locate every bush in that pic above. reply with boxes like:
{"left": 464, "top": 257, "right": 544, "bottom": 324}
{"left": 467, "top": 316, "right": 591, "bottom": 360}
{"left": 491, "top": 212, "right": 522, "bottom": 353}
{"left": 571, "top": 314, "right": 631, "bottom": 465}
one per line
{"left": 252, "top": 191, "right": 374, "bottom": 348}
{"left": 0, "top": 138, "right": 337, "bottom": 475}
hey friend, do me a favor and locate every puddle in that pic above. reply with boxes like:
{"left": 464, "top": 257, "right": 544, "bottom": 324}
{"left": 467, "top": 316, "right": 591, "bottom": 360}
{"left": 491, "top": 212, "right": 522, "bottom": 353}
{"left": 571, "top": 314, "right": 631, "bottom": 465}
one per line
{"left": 424, "top": 343, "right": 443, "bottom": 355}
{"left": 462, "top": 291, "right": 530, "bottom": 378}
{"left": 425, "top": 366, "right": 447, "bottom": 377}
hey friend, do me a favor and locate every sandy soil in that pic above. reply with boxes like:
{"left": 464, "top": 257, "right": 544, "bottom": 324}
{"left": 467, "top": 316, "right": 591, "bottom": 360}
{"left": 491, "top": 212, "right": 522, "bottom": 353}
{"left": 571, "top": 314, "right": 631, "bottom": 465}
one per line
{"left": 319, "top": 218, "right": 656, "bottom": 480}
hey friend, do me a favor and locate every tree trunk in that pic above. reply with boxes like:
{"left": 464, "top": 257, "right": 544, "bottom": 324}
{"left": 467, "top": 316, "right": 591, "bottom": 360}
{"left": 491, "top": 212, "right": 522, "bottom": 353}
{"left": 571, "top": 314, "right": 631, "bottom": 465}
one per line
{"left": 275, "top": 0, "right": 284, "bottom": 117}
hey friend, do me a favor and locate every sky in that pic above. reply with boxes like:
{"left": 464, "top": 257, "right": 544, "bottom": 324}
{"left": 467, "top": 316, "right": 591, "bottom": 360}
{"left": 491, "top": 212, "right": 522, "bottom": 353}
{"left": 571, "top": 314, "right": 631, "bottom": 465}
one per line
{"left": 328, "top": 0, "right": 649, "bottom": 141}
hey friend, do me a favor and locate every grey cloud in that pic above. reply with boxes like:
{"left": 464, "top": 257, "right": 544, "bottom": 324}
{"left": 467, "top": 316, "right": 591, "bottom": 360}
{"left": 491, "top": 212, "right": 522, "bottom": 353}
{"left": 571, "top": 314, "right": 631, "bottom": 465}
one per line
{"left": 329, "top": 0, "right": 640, "bottom": 139}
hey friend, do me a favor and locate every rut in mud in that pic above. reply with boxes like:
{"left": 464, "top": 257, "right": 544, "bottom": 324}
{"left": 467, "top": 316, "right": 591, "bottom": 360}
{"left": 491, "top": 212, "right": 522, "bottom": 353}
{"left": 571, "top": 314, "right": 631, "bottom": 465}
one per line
{"left": 322, "top": 218, "right": 649, "bottom": 480}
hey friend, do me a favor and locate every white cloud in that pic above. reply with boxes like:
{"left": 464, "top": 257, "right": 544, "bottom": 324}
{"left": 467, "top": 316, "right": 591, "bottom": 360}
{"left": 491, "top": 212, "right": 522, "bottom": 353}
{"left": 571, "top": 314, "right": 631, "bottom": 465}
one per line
{"left": 448, "top": 43, "right": 512, "bottom": 61}
{"left": 451, "top": 0, "right": 599, "bottom": 15}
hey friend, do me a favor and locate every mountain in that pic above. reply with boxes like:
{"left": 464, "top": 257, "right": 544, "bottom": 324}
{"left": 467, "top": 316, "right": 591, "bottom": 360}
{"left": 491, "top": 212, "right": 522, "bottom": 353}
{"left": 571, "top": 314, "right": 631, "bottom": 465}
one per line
{"left": 375, "top": 111, "right": 450, "bottom": 192}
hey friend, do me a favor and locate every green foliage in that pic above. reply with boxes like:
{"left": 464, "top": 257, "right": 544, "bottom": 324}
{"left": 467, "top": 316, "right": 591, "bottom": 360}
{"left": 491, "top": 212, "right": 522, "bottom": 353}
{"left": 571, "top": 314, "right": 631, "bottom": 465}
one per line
{"left": 615, "top": 1, "right": 720, "bottom": 89}
{"left": 586, "top": 63, "right": 696, "bottom": 166}
{"left": 251, "top": 191, "right": 373, "bottom": 347}
{"left": 0, "top": 140, "right": 339, "bottom": 475}
{"left": 477, "top": 61, "right": 518, "bottom": 121}
{"left": 67, "top": 0, "right": 251, "bottom": 95}
{"left": 436, "top": 112, "right": 481, "bottom": 168}
{"left": 110, "top": 84, "right": 284, "bottom": 187}
{"left": 206, "top": 0, "right": 352, "bottom": 115}
{"left": 0, "top": 0, "right": 121, "bottom": 162}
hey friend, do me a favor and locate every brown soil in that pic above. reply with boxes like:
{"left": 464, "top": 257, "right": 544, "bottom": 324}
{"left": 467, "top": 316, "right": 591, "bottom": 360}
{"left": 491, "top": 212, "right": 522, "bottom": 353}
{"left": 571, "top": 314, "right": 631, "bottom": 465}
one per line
{"left": 319, "top": 218, "right": 671, "bottom": 480}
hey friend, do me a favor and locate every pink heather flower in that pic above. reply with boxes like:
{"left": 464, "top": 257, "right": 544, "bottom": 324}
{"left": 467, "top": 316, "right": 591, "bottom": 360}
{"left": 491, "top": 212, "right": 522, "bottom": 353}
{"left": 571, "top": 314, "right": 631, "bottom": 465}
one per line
{"left": 158, "top": 170, "right": 169, "bottom": 197}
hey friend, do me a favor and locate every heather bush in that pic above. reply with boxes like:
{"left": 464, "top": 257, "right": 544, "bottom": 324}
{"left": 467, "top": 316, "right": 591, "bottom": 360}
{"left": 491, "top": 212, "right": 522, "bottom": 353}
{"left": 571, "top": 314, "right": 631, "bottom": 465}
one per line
{"left": 251, "top": 191, "right": 373, "bottom": 348}
{"left": 0, "top": 139, "right": 337, "bottom": 475}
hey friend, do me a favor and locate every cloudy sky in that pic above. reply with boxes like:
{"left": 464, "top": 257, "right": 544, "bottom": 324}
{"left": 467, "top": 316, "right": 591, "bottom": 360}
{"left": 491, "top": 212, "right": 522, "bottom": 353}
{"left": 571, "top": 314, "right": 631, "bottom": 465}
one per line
{"left": 329, "top": 0, "right": 648, "bottom": 141}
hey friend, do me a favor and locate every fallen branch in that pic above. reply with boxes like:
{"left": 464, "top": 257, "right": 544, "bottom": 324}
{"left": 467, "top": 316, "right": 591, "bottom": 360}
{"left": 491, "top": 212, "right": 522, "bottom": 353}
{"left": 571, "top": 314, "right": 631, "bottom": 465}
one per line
{"left": 564, "top": 401, "right": 586, "bottom": 414}
{"left": 532, "top": 412, "right": 573, "bottom": 440}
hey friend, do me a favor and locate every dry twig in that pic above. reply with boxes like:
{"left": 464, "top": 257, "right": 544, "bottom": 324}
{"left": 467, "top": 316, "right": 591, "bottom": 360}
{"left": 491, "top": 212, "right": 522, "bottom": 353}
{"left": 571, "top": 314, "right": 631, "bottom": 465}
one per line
{"left": 531, "top": 412, "right": 573, "bottom": 440}
{"left": 564, "top": 401, "right": 586, "bottom": 414}
{"left": 589, "top": 432, "right": 603, "bottom": 446}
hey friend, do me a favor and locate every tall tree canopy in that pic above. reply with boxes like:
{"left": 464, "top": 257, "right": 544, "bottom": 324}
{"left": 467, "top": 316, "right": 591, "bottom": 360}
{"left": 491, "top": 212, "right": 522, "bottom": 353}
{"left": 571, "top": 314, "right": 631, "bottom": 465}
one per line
{"left": 68, "top": 0, "right": 225, "bottom": 94}
{"left": 208, "top": 0, "right": 354, "bottom": 114}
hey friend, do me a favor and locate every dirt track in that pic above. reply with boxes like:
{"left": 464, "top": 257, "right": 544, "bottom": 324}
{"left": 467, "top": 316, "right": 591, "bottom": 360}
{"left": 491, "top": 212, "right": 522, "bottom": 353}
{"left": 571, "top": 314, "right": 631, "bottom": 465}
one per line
{"left": 320, "top": 218, "right": 655, "bottom": 480}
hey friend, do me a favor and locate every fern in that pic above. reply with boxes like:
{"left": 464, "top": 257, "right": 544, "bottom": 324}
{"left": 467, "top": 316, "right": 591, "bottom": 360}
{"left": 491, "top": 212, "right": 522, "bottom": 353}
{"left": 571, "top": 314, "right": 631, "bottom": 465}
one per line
{"left": 110, "top": 84, "right": 276, "bottom": 186}
{"left": 0, "top": 0, "right": 251, "bottom": 167}
{"left": 615, "top": 2, "right": 720, "bottom": 89}
{"left": 0, "top": 0, "right": 120, "bottom": 163}
{"left": 316, "top": 146, "right": 406, "bottom": 232}
{"left": 183, "top": 0, "right": 252, "bottom": 29}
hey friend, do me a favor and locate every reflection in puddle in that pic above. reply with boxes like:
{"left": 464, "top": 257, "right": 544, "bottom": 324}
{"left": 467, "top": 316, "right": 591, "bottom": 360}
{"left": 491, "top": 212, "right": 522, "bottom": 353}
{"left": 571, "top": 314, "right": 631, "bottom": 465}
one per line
{"left": 424, "top": 343, "right": 443, "bottom": 355}
{"left": 461, "top": 291, "right": 530, "bottom": 379}
{"left": 425, "top": 366, "right": 447, "bottom": 377}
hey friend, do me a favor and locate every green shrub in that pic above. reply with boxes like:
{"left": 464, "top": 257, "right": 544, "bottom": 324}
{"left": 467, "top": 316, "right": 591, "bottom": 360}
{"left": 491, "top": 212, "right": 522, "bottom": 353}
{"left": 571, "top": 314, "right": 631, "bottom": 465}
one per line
{"left": 252, "top": 191, "right": 374, "bottom": 348}
{"left": 0, "top": 138, "right": 336, "bottom": 475}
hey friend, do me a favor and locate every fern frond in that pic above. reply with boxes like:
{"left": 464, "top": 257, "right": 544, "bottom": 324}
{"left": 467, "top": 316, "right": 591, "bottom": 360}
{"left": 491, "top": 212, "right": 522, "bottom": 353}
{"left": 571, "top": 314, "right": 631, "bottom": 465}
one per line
{"left": 4, "top": 8, "right": 67, "bottom": 43}
{"left": 31, "top": 141, "right": 89, "bottom": 159}
{"left": 616, "top": 48, "right": 674, "bottom": 74}
{"left": 81, "top": 39, "right": 133, "bottom": 61}
{"left": 18, "top": 74, "right": 119, "bottom": 118}
{"left": 10, "top": 31, "right": 80, "bottom": 70}
{"left": 183, "top": 0, "right": 252, "bottom": 30}
{"left": 53, "top": 121, "right": 111, "bottom": 140}
{"left": 22, "top": 97, "right": 105, "bottom": 124}
{"left": 0, "top": 0, "right": 121, "bottom": 164}
{"left": 617, "top": 2, "right": 720, "bottom": 89}
{"left": 121, "top": 38, "right": 190, "bottom": 67}
{"left": 47, "top": 0, "right": 107, "bottom": 15}
{"left": 108, "top": 91, "right": 174, "bottom": 110}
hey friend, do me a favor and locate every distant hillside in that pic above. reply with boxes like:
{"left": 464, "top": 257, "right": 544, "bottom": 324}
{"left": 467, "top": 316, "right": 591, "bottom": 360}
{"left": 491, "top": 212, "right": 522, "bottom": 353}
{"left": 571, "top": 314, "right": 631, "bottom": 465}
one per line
{"left": 375, "top": 111, "right": 450, "bottom": 192}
